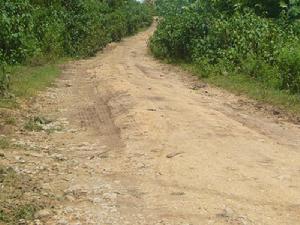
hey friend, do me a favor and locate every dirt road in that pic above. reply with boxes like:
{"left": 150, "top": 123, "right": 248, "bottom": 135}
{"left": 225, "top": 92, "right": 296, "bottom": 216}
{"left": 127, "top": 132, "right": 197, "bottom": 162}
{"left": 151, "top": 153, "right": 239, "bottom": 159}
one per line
{"left": 8, "top": 24, "right": 300, "bottom": 225}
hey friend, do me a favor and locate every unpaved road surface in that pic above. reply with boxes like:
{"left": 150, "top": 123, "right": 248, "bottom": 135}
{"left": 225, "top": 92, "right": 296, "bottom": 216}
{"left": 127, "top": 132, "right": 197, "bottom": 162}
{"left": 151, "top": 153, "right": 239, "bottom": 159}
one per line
{"left": 5, "top": 24, "right": 300, "bottom": 225}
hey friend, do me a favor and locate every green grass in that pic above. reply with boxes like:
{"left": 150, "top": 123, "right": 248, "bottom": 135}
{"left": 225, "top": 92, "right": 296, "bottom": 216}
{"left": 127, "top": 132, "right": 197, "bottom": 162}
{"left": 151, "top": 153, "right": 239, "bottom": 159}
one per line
{"left": 181, "top": 63, "right": 300, "bottom": 115}
{"left": 0, "top": 166, "right": 44, "bottom": 225}
{"left": 4, "top": 116, "right": 17, "bottom": 126}
{"left": 0, "top": 62, "right": 64, "bottom": 109}
{"left": 24, "top": 118, "right": 44, "bottom": 132}
{"left": 0, "top": 137, "right": 10, "bottom": 150}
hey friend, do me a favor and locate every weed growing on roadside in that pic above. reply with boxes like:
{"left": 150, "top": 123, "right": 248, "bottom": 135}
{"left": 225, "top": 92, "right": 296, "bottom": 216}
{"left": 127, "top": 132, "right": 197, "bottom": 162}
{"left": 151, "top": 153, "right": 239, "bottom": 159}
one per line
{"left": 0, "top": 166, "right": 45, "bottom": 224}
{"left": 0, "top": 137, "right": 10, "bottom": 149}
{"left": 24, "top": 117, "right": 46, "bottom": 132}
{"left": 4, "top": 117, "right": 16, "bottom": 126}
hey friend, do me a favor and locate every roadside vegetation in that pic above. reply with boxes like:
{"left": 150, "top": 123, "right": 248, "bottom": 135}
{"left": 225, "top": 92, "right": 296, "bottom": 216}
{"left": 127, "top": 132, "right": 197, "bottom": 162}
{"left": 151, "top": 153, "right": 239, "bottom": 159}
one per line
{"left": 0, "top": 64, "right": 62, "bottom": 108}
{"left": 150, "top": 0, "right": 300, "bottom": 114}
{"left": 0, "top": 165, "right": 48, "bottom": 225}
{"left": 0, "top": 1, "right": 153, "bottom": 224}
{"left": 0, "top": 0, "right": 153, "bottom": 107}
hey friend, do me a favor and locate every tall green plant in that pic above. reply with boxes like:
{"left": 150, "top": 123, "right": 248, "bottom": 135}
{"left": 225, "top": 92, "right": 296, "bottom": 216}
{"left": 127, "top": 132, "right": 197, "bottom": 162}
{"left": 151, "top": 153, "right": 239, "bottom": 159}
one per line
{"left": 151, "top": 0, "right": 300, "bottom": 94}
{"left": 0, "top": 0, "right": 153, "bottom": 64}
{"left": 0, "top": 1, "right": 38, "bottom": 64}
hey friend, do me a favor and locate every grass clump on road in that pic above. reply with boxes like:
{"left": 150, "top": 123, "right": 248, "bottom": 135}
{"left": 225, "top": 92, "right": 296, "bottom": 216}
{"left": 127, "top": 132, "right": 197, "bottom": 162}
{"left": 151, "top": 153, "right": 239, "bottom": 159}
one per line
{"left": 0, "top": 166, "right": 45, "bottom": 225}
{"left": 0, "top": 137, "right": 10, "bottom": 150}
{"left": 24, "top": 116, "right": 56, "bottom": 133}
{"left": 24, "top": 118, "right": 44, "bottom": 132}
{"left": 3, "top": 116, "right": 16, "bottom": 126}
{"left": 150, "top": 0, "right": 300, "bottom": 114}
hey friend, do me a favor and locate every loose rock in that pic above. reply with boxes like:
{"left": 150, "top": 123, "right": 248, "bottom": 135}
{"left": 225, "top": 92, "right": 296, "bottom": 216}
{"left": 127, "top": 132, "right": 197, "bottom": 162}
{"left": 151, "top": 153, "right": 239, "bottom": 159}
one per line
{"left": 34, "top": 209, "right": 52, "bottom": 219}
{"left": 166, "top": 152, "right": 184, "bottom": 159}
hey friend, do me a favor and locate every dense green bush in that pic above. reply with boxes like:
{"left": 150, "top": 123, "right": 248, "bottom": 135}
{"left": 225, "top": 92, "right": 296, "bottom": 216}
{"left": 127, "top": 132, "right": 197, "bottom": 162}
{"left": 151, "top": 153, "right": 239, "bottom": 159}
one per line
{"left": 0, "top": 1, "right": 37, "bottom": 64}
{"left": 0, "top": 0, "right": 153, "bottom": 65}
{"left": 277, "top": 43, "right": 300, "bottom": 93}
{"left": 150, "top": 0, "right": 300, "bottom": 94}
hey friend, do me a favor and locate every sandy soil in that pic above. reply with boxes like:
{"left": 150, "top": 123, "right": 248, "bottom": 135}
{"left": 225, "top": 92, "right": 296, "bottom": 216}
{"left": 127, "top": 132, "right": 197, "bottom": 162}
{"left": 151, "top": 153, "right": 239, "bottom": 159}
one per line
{"left": 3, "top": 24, "right": 300, "bottom": 225}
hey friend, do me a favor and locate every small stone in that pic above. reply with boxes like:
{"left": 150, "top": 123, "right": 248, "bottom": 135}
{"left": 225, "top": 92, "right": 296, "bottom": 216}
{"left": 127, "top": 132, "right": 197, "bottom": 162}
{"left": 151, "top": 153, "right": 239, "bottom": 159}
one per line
{"left": 218, "top": 207, "right": 234, "bottom": 218}
{"left": 166, "top": 152, "right": 184, "bottom": 159}
{"left": 65, "top": 195, "right": 75, "bottom": 202}
{"left": 18, "top": 219, "right": 27, "bottom": 224}
{"left": 65, "top": 83, "right": 72, "bottom": 87}
{"left": 51, "top": 154, "right": 66, "bottom": 161}
{"left": 136, "top": 162, "right": 145, "bottom": 169}
{"left": 0, "top": 152, "right": 5, "bottom": 157}
{"left": 68, "top": 129, "right": 78, "bottom": 133}
{"left": 64, "top": 207, "right": 74, "bottom": 213}
{"left": 91, "top": 197, "right": 102, "bottom": 204}
{"left": 15, "top": 156, "right": 26, "bottom": 163}
{"left": 34, "top": 219, "right": 43, "bottom": 225}
{"left": 103, "top": 192, "right": 117, "bottom": 200}
{"left": 57, "top": 219, "right": 68, "bottom": 225}
{"left": 30, "top": 153, "right": 43, "bottom": 158}
{"left": 191, "top": 83, "right": 207, "bottom": 90}
{"left": 34, "top": 209, "right": 51, "bottom": 219}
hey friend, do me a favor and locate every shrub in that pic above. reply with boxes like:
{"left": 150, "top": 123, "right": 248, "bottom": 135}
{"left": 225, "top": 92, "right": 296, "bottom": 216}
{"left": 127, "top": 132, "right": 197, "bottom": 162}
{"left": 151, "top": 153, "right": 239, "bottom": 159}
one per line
{"left": 0, "top": 0, "right": 153, "bottom": 64}
{"left": 239, "top": 56, "right": 281, "bottom": 88}
{"left": 150, "top": 0, "right": 300, "bottom": 94}
{"left": 32, "top": 7, "right": 65, "bottom": 60}
{"left": 0, "top": 1, "right": 38, "bottom": 64}
{"left": 277, "top": 44, "right": 300, "bottom": 93}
